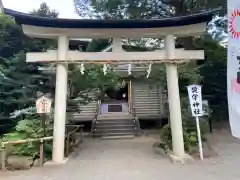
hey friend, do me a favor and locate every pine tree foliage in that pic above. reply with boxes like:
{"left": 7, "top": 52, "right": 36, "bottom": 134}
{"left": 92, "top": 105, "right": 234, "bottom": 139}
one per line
{"left": 0, "top": 4, "right": 59, "bottom": 131}
{"left": 73, "top": 0, "right": 228, "bottom": 121}
{"left": 30, "top": 2, "right": 59, "bottom": 18}
{"left": 196, "top": 35, "right": 227, "bottom": 120}
{"left": 74, "top": 0, "right": 226, "bottom": 19}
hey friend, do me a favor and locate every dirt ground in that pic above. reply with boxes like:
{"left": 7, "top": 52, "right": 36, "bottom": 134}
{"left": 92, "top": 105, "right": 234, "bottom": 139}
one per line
{"left": 1, "top": 125, "right": 240, "bottom": 180}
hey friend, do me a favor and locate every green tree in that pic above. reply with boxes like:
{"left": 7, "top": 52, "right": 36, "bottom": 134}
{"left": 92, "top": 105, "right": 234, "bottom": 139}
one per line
{"left": 0, "top": 3, "right": 59, "bottom": 134}
{"left": 74, "top": 0, "right": 225, "bottom": 49}
{"left": 74, "top": 0, "right": 226, "bottom": 19}
{"left": 196, "top": 35, "right": 227, "bottom": 120}
{"left": 0, "top": 13, "right": 14, "bottom": 53}
{"left": 31, "top": 2, "right": 59, "bottom": 18}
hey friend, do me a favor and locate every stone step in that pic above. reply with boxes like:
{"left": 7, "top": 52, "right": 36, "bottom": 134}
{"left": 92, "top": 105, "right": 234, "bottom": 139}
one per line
{"left": 94, "top": 128, "right": 135, "bottom": 134}
{"left": 97, "top": 116, "right": 133, "bottom": 120}
{"left": 97, "top": 113, "right": 133, "bottom": 120}
{"left": 95, "top": 119, "right": 134, "bottom": 125}
{"left": 99, "top": 112, "right": 130, "bottom": 115}
{"left": 100, "top": 135, "right": 135, "bottom": 139}
{"left": 94, "top": 132, "right": 135, "bottom": 137}
{"left": 95, "top": 124, "right": 134, "bottom": 129}
{"left": 92, "top": 113, "right": 140, "bottom": 138}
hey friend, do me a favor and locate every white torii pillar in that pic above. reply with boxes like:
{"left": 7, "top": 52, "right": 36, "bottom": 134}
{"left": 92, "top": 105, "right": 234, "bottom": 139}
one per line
{"left": 165, "top": 35, "right": 185, "bottom": 159}
{"left": 52, "top": 36, "right": 69, "bottom": 163}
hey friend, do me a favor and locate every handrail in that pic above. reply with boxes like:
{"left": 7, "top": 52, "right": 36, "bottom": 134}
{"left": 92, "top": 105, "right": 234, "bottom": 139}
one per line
{"left": 1, "top": 125, "right": 84, "bottom": 171}
{"left": 97, "top": 100, "right": 101, "bottom": 115}
{"left": 1, "top": 137, "right": 53, "bottom": 146}
{"left": 129, "top": 101, "right": 132, "bottom": 114}
{"left": 129, "top": 101, "right": 136, "bottom": 116}
{"left": 65, "top": 125, "right": 83, "bottom": 157}
{"left": 91, "top": 101, "right": 100, "bottom": 134}
{"left": 129, "top": 101, "right": 142, "bottom": 135}
{"left": 94, "top": 100, "right": 101, "bottom": 117}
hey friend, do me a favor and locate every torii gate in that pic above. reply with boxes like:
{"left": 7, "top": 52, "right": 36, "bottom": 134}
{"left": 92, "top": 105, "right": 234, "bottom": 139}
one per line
{"left": 2, "top": 7, "right": 215, "bottom": 163}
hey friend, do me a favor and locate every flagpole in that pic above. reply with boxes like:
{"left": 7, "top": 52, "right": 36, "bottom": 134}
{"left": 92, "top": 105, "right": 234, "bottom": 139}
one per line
{"left": 196, "top": 116, "right": 203, "bottom": 160}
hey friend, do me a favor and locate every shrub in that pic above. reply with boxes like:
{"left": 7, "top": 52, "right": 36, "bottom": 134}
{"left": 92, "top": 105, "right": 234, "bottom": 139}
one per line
{"left": 1, "top": 110, "right": 53, "bottom": 159}
{"left": 159, "top": 96, "right": 211, "bottom": 154}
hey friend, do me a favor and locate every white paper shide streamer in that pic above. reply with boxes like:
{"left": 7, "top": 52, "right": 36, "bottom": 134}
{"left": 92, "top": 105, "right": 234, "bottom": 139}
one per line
{"left": 146, "top": 62, "right": 152, "bottom": 78}
{"left": 103, "top": 64, "right": 108, "bottom": 75}
{"left": 80, "top": 63, "right": 85, "bottom": 74}
{"left": 128, "top": 63, "right": 132, "bottom": 75}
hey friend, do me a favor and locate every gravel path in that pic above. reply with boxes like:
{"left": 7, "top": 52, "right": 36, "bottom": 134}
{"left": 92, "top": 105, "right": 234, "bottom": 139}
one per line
{"left": 1, "top": 129, "right": 240, "bottom": 180}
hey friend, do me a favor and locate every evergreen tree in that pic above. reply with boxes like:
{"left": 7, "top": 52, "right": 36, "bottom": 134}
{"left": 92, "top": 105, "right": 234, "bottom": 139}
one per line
{"left": 73, "top": 0, "right": 228, "bottom": 121}
{"left": 74, "top": 0, "right": 226, "bottom": 19}
{"left": 31, "top": 2, "right": 59, "bottom": 18}
{"left": 0, "top": 3, "right": 59, "bottom": 133}
{"left": 196, "top": 35, "right": 227, "bottom": 120}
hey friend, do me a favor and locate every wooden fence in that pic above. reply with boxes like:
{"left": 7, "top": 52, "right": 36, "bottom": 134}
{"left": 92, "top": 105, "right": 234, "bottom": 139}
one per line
{"left": 0, "top": 125, "right": 83, "bottom": 171}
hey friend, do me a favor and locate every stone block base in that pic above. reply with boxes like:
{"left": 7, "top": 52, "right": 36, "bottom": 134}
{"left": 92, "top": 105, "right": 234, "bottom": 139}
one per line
{"left": 168, "top": 152, "right": 195, "bottom": 164}
{"left": 44, "top": 158, "right": 68, "bottom": 167}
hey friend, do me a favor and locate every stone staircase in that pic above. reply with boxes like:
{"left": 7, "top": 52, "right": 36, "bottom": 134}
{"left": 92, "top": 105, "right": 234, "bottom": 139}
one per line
{"left": 91, "top": 112, "right": 141, "bottom": 139}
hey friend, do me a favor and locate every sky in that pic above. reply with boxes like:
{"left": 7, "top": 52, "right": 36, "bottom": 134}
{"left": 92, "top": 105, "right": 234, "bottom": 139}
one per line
{"left": 2, "top": 0, "right": 80, "bottom": 18}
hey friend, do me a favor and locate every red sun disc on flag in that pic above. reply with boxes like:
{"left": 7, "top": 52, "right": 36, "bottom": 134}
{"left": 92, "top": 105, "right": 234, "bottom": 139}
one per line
{"left": 229, "top": 9, "right": 240, "bottom": 38}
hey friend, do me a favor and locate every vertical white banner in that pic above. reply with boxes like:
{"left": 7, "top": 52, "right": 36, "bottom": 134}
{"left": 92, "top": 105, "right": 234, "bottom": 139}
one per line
{"left": 187, "top": 84, "right": 203, "bottom": 117}
{"left": 187, "top": 84, "right": 203, "bottom": 160}
{"left": 228, "top": 1, "right": 240, "bottom": 138}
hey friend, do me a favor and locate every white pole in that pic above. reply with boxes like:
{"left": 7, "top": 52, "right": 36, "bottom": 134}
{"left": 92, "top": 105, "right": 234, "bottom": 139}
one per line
{"left": 52, "top": 36, "right": 69, "bottom": 163}
{"left": 196, "top": 116, "right": 203, "bottom": 160}
{"left": 165, "top": 35, "right": 185, "bottom": 158}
